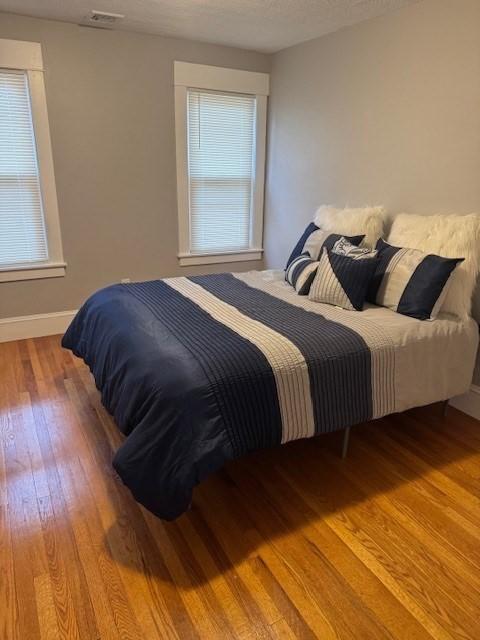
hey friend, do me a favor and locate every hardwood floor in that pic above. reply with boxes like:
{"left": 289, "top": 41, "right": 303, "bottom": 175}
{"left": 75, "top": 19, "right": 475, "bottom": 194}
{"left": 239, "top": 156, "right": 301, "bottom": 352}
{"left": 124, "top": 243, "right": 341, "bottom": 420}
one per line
{"left": 1, "top": 335, "right": 480, "bottom": 639}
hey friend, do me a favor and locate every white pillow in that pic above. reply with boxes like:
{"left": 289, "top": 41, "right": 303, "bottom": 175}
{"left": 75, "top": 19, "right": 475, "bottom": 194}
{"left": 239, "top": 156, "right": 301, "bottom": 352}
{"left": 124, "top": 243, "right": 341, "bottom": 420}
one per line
{"left": 388, "top": 213, "right": 480, "bottom": 320}
{"left": 314, "top": 205, "right": 386, "bottom": 249}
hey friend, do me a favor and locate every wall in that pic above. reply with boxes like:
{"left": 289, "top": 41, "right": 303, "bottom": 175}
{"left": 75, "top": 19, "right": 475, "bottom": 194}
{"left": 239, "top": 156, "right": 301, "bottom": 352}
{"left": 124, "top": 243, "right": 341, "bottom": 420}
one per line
{"left": 264, "top": 0, "right": 480, "bottom": 272}
{"left": 0, "top": 12, "right": 270, "bottom": 318}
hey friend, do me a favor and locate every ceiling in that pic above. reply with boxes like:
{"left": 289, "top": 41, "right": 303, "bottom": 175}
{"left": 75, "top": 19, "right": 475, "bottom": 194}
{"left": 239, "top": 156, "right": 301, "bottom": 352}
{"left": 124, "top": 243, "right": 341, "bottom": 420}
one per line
{"left": 0, "top": 0, "right": 420, "bottom": 53}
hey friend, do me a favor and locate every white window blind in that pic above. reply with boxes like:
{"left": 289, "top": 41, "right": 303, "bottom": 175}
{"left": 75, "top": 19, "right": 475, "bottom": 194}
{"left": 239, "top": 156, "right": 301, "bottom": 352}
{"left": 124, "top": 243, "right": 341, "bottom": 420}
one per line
{"left": 187, "top": 89, "right": 256, "bottom": 254}
{"left": 0, "top": 69, "right": 48, "bottom": 267}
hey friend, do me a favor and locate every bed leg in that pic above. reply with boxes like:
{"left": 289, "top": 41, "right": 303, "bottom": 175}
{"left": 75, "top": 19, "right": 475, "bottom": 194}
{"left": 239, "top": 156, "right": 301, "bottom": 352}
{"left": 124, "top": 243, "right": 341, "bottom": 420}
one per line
{"left": 341, "top": 427, "right": 350, "bottom": 459}
{"left": 442, "top": 399, "right": 449, "bottom": 418}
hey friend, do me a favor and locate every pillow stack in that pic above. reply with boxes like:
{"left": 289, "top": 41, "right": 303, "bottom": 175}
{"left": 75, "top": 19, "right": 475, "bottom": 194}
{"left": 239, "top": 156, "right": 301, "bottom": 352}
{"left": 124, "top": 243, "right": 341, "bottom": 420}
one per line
{"left": 285, "top": 210, "right": 382, "bottom": 310}
{"left": 284, "top": 206, "right": 472, "bottom": 320}
{"left": 285, "top": 234, "right": 378, "bottom": 310}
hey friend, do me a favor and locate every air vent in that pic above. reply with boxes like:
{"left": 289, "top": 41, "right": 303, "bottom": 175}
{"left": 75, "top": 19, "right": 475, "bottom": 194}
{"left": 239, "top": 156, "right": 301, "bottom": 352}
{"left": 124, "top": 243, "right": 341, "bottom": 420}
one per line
{"left": 80, "top": 10, "right": 125, "bottom": 29}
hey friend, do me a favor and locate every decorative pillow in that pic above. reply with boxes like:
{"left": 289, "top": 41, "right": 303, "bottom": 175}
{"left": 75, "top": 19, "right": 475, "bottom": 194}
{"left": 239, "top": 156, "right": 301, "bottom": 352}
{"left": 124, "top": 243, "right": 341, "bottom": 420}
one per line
{"left": 332, "top": 236, "right": 378, "bottom": 260}
{"left": 286, "top": 222, "right": 364, "bottom": 268}
{"left": 314, "top": 205, "right": 386, "bottom": 249}
{"left": 308, "top": 248, "right": 378, "bottom": 311}
{"left": 368, "top": 239, "right": 463, "bottom": 320}
{"left": 285, "top": 253, "right": 319, "bottom": 295}
{"left": 388, "top": 213, "right": 480, "bottom": 320}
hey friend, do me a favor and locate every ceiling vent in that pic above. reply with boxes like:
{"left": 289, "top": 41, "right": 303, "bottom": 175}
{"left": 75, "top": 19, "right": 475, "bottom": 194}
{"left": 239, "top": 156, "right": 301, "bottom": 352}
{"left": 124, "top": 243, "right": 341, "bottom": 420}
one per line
{"left": 80, "top": 10, "right": 125, "bottom": 29}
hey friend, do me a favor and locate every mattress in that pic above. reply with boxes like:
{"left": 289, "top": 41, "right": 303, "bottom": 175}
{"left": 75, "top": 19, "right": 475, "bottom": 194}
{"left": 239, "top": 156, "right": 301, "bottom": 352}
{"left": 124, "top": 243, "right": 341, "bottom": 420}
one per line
{"left": 239, "top": 270, "right": 479, "bottom": 414}
{"left": 62, "top": 269, "right": 478, "bottom": 520}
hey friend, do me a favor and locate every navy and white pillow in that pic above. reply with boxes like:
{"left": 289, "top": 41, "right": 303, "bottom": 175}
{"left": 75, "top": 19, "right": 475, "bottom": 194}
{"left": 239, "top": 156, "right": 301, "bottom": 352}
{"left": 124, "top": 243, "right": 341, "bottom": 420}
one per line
{"left": 285, "top": 253, "right": 319, "bottom": 295}
{"left": 367, "top": 238, "right": 464, "bottom": 320}
{"left": 309, "top": 248, "right": 378, "bottom": 311}
{"left": 332, "top": 236, "right": 378, "bottom": 260}
{"left": 286, "top": 222, "right": 365, "bottom": 268}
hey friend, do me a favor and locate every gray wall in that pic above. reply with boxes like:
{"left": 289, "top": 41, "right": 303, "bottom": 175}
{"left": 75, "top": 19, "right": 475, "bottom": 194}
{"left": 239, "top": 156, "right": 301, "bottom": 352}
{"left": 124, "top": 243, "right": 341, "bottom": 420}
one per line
{"left": 264, "top": 0, "right": 480, "bottom": 270}
{"left": 0, "top": 13, "right": 270, "bottom": 318}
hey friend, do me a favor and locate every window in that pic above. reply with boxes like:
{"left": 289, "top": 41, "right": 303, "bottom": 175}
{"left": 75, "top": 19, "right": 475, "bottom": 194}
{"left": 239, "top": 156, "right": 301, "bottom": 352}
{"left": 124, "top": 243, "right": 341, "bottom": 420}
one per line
{"left": 188, "top": 90, "right": 256, "bottom": 254}
{"left": 0, "top": 39, "right": 64, "bottom": 282}
{"left": 174, "top": 62, "right": 269, "bottom": 266}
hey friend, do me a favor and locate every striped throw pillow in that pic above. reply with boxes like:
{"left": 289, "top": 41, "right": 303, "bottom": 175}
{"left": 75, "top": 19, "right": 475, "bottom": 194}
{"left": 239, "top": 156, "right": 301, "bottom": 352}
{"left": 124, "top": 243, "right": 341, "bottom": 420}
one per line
{"left": 309, "top": 248, "right": 378, "bottom": 311}
{"left": 286, "top": 222, "right": 365, "bottom": 268}
{"left": 367, "top": 239, "right": 464, "bottom": 320}
{"left": 285, "top": 253, "right": 319, "bottom": 295}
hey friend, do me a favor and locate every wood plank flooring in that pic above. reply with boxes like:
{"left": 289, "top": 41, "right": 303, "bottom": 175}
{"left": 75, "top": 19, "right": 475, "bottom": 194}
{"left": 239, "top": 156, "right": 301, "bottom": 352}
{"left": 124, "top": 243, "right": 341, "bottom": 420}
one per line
{"left": 1, "top": 335, "right": 480, "bottom": 639}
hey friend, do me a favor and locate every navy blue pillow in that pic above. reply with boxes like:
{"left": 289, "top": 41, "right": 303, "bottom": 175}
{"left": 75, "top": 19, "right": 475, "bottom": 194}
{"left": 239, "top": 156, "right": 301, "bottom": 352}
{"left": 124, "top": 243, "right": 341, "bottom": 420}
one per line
{"left": 367, "top": 238, "right": 463, "bottom": 320}
{"left": 286, "top": 223, "right": 364, "bottom": 268}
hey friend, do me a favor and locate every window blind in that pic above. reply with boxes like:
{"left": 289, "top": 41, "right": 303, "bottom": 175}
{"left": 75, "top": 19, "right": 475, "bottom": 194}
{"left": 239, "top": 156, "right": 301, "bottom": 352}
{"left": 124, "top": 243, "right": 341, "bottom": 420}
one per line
{"left": 0, "top": 69, "right": 48, "bottom": 267}
{"left": 187, "top": 89, "right": 256, "bottom": 254}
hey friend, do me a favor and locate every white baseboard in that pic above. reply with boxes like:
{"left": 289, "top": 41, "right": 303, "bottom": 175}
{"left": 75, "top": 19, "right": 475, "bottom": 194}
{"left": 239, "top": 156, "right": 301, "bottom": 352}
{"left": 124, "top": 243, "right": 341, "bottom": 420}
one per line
{"left": 450, "top": 385, "right": 480, "bottom": 421}
{"left": 0, "top": 310, "right": 77, "bottom": 343}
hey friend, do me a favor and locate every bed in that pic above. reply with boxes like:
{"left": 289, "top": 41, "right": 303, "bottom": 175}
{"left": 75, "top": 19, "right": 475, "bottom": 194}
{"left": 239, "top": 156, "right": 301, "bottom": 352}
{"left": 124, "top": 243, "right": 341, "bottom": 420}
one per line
{"left": 62, "top": 269, "right": 478, "bottom": 520}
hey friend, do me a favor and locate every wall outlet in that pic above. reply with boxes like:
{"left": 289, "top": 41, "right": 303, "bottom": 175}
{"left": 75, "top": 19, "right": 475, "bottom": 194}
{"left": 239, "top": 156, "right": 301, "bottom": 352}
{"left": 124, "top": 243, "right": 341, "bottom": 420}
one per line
{"left": 121, "top": 278, "right": 131, "bottom": 284}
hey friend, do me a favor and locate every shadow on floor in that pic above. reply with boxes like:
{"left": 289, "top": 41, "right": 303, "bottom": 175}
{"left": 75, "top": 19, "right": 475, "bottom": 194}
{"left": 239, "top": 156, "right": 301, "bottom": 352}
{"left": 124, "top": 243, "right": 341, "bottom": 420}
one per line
{"left": 102, "top": 403, "right": 480, "bottom": 588}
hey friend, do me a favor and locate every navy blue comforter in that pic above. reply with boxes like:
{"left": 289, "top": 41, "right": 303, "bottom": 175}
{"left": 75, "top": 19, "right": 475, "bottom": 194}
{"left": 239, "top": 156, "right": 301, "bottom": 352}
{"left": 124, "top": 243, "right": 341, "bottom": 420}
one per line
{"left": 62, "top": 273, "right": 373, "bottom": 520}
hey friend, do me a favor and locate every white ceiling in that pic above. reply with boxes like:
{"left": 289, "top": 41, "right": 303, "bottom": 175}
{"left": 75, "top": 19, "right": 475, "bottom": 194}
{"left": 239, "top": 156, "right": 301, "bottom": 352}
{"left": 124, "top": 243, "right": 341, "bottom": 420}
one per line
{"left": 0, "top": 0, "right": 420, "bottom": 53}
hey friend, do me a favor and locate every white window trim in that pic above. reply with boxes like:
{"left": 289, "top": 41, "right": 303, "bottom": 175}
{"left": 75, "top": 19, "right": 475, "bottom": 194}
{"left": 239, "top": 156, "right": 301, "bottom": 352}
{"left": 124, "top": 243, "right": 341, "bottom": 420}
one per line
{"left": 174, "top": 61, "right": 269, "bottom": 267}
{"left": 0, "top": 38, "right": 65, "bottom": 283}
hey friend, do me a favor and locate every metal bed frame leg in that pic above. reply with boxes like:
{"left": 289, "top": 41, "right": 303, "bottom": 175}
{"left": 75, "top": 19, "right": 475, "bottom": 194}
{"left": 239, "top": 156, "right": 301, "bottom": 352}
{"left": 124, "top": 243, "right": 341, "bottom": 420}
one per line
{"left": 341, "top": 400, "right": 449, "bottom": 459}
{"left": 341, "top": 427, "right": 350, "bottom": 459}
{"left": 442, "top": 399, "right": 449, "bottom": 417}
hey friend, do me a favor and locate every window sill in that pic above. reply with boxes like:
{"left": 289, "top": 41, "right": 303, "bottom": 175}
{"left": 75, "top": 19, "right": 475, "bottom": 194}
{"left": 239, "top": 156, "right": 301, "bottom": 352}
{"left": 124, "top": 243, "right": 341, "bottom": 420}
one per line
{"left": 178, "top": 249, "right": 263, "bottom": 267}
{"left": 0, "top": 262, "right": 66, "bottom": 283}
